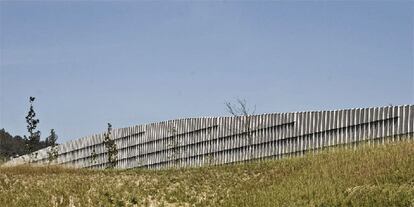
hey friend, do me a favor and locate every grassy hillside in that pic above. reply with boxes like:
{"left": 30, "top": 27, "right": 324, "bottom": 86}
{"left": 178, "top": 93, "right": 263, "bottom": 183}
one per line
{"left": 1, "top": 140, "right": 413, "bottom": 207}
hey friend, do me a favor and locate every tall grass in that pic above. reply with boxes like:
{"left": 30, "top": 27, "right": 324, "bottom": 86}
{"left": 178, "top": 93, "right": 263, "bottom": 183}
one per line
{"left": 1, "top": 140, "right": 413, "bottom": 207}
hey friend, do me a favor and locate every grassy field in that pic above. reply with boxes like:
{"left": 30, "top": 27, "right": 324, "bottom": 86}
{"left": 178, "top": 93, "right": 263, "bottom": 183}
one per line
{"left": 1, "top": 140, "right": 413, "bottom": 207}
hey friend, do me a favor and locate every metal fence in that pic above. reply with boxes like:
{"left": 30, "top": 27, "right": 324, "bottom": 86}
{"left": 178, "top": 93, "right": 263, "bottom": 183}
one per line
{"left": 5, "top": 105, "right": 413, "bottom": 169}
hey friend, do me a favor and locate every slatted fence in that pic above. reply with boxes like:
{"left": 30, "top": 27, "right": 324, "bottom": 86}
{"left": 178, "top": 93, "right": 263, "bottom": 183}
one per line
{"left": 5, "top": 105, "right": 413, "bottom": 169}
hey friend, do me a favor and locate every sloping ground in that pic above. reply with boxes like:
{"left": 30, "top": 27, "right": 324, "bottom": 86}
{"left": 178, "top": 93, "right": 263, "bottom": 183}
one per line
{"left": 1, "top": 139, "right": 413, "bottom": 207}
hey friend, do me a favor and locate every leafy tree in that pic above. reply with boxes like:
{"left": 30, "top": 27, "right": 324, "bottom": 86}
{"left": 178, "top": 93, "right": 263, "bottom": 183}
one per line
{"left": 46, "top": 129, "right": 59, "bottom": 164}
{"left": 24, "top": 96, "right": 41, "bottom": 158}
{"left": 0, "top": 129, "right": 25, "bottom": 160}
{"left": 0, "top": 128, "right": 50, "bottom": 161}
{"left": 103, "top": 123, "right": 118, "bottom": 169}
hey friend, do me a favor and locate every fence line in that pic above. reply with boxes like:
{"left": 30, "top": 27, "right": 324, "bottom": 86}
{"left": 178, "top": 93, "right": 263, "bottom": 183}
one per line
{"left": 5, "top": 105, "right": 414, "bottom": 169}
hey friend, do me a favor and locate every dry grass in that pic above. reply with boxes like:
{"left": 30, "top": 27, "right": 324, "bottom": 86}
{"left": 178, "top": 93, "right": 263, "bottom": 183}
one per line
{"left": 1, "top": 139, "right": 414, "bottom": 207}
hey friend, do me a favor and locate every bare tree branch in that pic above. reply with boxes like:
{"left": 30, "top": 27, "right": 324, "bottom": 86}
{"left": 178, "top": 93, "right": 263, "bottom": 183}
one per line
{"left": 224, "top": 98, "right": 257, "bottom": 159}
{"left": 226, "top": 99, "right": 255, "bottom": 117}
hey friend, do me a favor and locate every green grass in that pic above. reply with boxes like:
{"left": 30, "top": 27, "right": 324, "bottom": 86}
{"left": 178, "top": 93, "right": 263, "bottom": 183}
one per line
{"left": 1, "top": 139, "right": 414, "bottom": 207}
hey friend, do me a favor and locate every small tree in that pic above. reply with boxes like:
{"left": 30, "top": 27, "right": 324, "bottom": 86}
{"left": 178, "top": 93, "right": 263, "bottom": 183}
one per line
{"left": 103, "top": 123, "right": 118, "bottom": 169}
{"left": 225, "top": 99, "right": 256, "bottom": 159}
{"left": 90, "top": 149, "right": 98, "bottom": 165}
{"left": 167, "top": 125, "right": 181, "bottom": 167}
{"left": 24, "top": 96, "right": 41, "bottom": 160}
{"left": 46, "top": 129, "right": 59, "bottom": 164}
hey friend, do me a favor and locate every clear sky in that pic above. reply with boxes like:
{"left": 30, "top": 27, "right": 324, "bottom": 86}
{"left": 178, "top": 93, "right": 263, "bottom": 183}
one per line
{"left": 1, "top": 1, "right": 413, "bottom": 143}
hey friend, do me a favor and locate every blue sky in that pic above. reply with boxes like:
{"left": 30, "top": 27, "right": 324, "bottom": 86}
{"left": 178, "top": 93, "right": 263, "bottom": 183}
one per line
{"left": 1, "top": 1, "right": 413, "bottom": 143}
